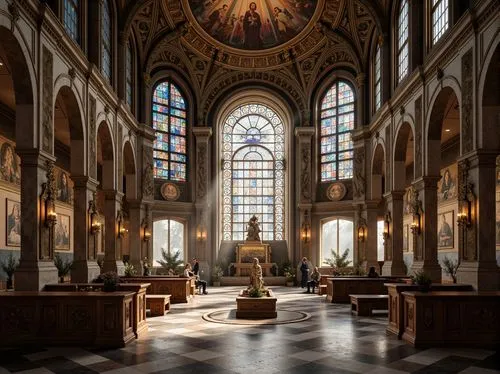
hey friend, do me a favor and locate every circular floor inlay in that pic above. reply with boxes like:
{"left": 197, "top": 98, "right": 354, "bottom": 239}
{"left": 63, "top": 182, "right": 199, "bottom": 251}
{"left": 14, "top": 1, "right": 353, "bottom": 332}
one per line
{"left": 203, "top": 309, "right": 311, "bottom": 325}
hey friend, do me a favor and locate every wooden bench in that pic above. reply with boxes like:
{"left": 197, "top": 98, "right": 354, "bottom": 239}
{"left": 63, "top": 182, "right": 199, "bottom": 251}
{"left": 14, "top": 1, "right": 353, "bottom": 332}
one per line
{"left": 350, "top": 294, "right": 388, "bottom": 316}
{"left": 318, "top": 285, "right": 327, "bottom": 295}
{"left": 146, "top": 294, "right": 171, "bottom": 317}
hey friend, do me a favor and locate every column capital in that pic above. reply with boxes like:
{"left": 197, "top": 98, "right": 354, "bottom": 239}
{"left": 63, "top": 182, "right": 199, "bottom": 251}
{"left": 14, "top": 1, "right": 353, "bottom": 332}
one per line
{"left": 458, "top": 150, "right": 498, "bottom": 167}
{"left": 102, "top": 189, "right": 124, "bottom": 201}
{"left": 72, "top": 175, "right": 99, "bottom": 190}
{"left": 16, "top": 148, "right": 56, "bottom": 166}
{"left": 412, "top": 176, "right": 440, "bottom": 190}
{"left": 294, "top": 127, "right": 315, "bottom": 139}
{"left": 383, "top": 190, "right": 405, "bottom": 201}
{"left": 192, "top": 127, "right": 213, "bottom": 140}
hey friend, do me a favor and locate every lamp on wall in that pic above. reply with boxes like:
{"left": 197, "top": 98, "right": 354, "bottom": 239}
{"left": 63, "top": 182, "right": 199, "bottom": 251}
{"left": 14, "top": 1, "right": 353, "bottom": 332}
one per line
{"left": 196, "top": 225, "right": 207, "bottom": 241}
{"left": 41, "top": 161, "right": 57, "bottom": 228}
{"left": 89, "top": 193, "right": 101, "bottom": 235}
{"left": 457, "top": 199, "right": 472, "bottom": 227}
{"left": 410, "top": 188, "right": 422, "bottom": 235}
{"left": 117, "top": 211, "right": 128, "bottom": 238}
{"left": 301, "top": 210, "right": 311, "bottom": 243}
{"left": 383, "top": 212, "right": 390, "bottom": 241}
{"left": 143, "top": 225, "right": 151, "bottom": 242}
{"left": 410, "top": 211, "right": 421, "bottom": 235}
{"left": 357, "top": 226, "right": 366, "bottom": 242}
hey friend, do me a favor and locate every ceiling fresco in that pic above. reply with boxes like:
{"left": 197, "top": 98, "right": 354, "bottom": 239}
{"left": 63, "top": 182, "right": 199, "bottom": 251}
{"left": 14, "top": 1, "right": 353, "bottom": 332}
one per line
{"left": 188, "top": 0, "right": 318, "bottom": 50}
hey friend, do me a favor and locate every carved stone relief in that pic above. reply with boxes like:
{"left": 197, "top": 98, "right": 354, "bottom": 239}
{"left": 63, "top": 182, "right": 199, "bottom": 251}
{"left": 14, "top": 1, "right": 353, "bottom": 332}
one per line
{"left": 89, "top": 96, "right": 97, "bottom": 178}
{"left": 142, "top": 146, "right": 154, "bottom": 199}
{"left": 300, "top": 146, "right": 311, "bottom": 200}
{"left": 42, "top": 46, "right": 53, "bottom": 154}
{"left": 458, "top": 159, "right": 477, "bottom": 261}
{"left": 385, "top": 126, "right": 391, "bottom": 192}
{"left": 196, "top": 143, "right": 207, "bottom": 199}
{"left": 353, "top": 146, "right": 365, "bottom": 200}
{"left": 462, "top": 49, "right": 473, "bottom": 154}
{"left": 414, "top": 97, "right": 422, "bottom": 178}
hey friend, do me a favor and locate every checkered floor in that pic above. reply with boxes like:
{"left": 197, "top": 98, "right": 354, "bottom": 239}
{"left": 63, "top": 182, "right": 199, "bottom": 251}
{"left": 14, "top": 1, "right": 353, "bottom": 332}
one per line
{"left": 0, "top": 286, "right": 499, "bottom": 373}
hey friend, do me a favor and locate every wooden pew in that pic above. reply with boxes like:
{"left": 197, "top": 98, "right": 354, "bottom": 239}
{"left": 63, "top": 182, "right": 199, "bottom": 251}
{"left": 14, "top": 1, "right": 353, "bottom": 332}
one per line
{"left": 121, "top": 276, "right": 194, "bottom": 303}
{"left": 146, "top": 294, "right": 171, "bottom": 316}
{"left": 326, "top": 277, "right": 390, "bottom": 303}
{"left": 350, "top": 294, "right": 388, "bottom": 316}
{"left": 385, "top": 283, "right": 474, "bottom": 338}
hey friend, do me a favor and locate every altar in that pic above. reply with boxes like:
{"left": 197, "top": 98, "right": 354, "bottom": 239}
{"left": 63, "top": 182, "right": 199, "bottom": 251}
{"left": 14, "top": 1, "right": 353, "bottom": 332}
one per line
{"left": 232, "top": 241, "right": 275, "bottom": 276}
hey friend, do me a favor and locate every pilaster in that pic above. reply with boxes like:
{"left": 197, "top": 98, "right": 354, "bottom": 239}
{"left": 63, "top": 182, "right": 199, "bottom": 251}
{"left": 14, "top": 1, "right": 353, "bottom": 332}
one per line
{"left": 382, "top": 191, "right": 406, "bottom": 276}
{"left": 102, "top": 189, "right": 125, "bottom": 274}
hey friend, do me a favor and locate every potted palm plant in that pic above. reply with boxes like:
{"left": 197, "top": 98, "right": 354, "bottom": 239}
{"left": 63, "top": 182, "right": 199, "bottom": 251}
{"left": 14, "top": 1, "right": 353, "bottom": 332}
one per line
{"left": 283, "top": 264, "right": 295, "bottom": 287}
{"left": 212, "top": 264, "right": 224, "bottom": 286}
{"left": 1, "top": 253, "right": 18, "bottom": 289}
{"left": 54, "top": 254, "right": 73, "bottom": 283}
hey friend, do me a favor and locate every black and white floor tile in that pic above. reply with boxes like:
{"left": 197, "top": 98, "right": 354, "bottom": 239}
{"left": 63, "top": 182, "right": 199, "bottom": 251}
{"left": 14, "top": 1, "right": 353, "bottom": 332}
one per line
{"left": 0, "top": 286, "right": 499, "bottom": 374}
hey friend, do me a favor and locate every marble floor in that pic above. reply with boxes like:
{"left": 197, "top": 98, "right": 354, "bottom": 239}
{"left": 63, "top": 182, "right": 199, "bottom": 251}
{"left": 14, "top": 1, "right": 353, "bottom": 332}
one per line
{"left": 0, "top": 286, "right": 499, "bottom": 374}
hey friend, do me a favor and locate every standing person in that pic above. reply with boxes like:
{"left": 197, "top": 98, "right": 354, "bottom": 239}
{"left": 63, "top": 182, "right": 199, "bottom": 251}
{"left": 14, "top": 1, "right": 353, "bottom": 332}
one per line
{"left": 191, "top": 258, "right": 208, "bottom": 295}
{"left": 306, "top": 267, "right": 321, "bottom": 293}
{"left": 300, "top": 257, "right": 309, "bottom": 288}
{"left": 243, "top": 2, "right": 262, "bottom": 49}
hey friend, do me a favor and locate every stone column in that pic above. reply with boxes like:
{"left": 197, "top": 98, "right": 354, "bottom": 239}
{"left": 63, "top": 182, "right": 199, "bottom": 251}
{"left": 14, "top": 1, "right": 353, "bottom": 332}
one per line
{"left": 410, "top": 176, "right": 442, "bottom": 282}
{"left": 364, "top": 202, "right": 380, "bottom": 271}
{"left": 295, "top": 127, "right": 315, "bottom": 262}
{"left": 382, "top": 191, "right": 406, "bottom": 276}
{"left": 102, "top": 189, "right": 125, "bottom": 275}
{"left": 353, "top": 204, "right": 366, "bottom": 267}
{"left": 456, "top": 153, "right": 499, "bottom": 290}
{"left": 127, "top": 200, "right": 145, "bottom": 274}
{"left": 71, "top": 176, "right": 101, "bottom": 282}
{"left": 15, "top": 150, "right": 58, "bottom": 290}
{"left": 192, "top": 127, "right": 212, "bottom": 276}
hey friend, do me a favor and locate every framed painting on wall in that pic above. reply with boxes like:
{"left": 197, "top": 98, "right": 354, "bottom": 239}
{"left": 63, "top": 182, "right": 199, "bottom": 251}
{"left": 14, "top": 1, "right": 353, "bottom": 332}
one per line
{"left": 437, "top": 164, "right": 457, "bottom": 203}
{"left": 55, "top": 214, "right": 70, "bottom": 250}
{"left": 6, "top": 199, "right": 21, "bottom": 247}
{"left": 438, "top": 211, "right": 454, "bottom": 249}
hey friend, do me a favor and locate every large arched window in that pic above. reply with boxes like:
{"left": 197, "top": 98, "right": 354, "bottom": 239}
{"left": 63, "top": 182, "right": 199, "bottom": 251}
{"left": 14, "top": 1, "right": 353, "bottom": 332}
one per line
{"left": 152, "top": 81, "right": 187, "bottom": 181}
{"left": 153, "top": 219, "right": 185, "bottom": 267}
{"left": 222, "top": 104, "right": 285, "bottom": 241}
{"left": 126, "top": 41, "right": 133, "bottom": 109}
{"left": 321, "top": 218, "right": 354, "bottom": 265}
{"left": 101, "top": 0, "right": 112, "bottom": 82}
{"left": 320, "top": 80, "right": 355, "bottom": 181}
{"left": 63, "top": 0, "right": 79, "bottom": 43}
{"left": 431, "top": 0, "right": 449, "bottom": 45}
{"left": 374, "top": 43, "right": 382, "bottom": 111}
{"left": 397, "top": 0, "right": 409, "bottom": 83}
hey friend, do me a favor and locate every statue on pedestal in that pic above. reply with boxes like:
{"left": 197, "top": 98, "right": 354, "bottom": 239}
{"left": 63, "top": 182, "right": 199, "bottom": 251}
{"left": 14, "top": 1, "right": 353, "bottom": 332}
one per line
{"left": 246, "top": 214, "right": 261, "bottom": 242}
{"left": 249, "top": 257, "right": 265, "bottom": 290}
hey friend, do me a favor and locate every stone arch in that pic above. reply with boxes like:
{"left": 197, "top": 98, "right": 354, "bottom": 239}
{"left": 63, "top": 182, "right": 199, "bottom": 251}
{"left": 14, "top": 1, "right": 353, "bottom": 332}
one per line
{"left": 96, "top": 121, "right": 115, "bottom": 190}
{"left": 53, "top": 81, "right": 86, "bottom": 176}
{"left": 425, "top": 85, "right": 461, "bottom": 176}
{"left": 393, "top": 121, "right": 415, "bottom": 191}
{"left": 371, "top": 142, "right": 386, "bottom": 200}
{"left": 122, "top": 140, "right": 137, "bottom": 200}
{"left": 0, "top": 25, "right": 36, "bottom": 149}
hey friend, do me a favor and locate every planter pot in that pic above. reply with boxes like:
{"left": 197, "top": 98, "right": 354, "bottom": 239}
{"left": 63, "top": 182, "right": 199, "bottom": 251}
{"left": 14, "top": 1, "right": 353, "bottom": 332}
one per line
{"left": 417, "top": 284, "right": 431, "bottom": 292}
{"left": 103, "top": 283, "right": 117, "bottom": 292}
{"left": 213, "top": 281, "right": 220, "bottom": 287}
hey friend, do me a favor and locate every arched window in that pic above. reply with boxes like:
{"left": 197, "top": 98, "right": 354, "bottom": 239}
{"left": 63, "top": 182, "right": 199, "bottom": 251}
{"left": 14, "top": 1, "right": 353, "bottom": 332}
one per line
{"left": 152, "top": 81, "right": 187, "bottom": 181}
{"left": 101, "top": 0, "right": 112, "bottom": 82}
{"left": 126, "top": 41, "right": 133, "bottom": 108}
{"left": 320, "top": 80, "right": 355, "bottom": 181}
{"left": 153, "top": 219, "right": 185, "bottom": 267}
{"left": 397, "top": 0, "right": 409, "bottom": 83}
{"left": 374, "top": 43, "right": 382, "bottom": 111}
{"left": 321, "top": 218, "right": 354, "bottom": 265}
{"left": 63, "top": 0, "right": 79, "bottom": 43}
{"left": 222, "top": 104, "right": 285, "bottom": 241}
{"left": 431, "top": 0, "right": 449, "bottom": 44}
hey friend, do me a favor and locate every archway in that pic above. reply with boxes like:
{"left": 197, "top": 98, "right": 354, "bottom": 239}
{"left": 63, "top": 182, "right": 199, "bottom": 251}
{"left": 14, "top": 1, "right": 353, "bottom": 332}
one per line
{"left": 370, "top": 143, "right": 385, "bottom": 270}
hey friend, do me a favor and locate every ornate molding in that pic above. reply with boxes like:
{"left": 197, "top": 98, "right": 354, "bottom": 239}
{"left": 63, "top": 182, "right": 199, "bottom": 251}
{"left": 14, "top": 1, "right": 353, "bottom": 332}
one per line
{"left": 41, "top": 46, "right": 53, "bottom": 154}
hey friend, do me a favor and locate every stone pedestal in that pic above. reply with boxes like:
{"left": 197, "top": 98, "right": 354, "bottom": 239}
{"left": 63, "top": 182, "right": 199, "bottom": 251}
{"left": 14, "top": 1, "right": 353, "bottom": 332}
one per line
{"left": 236, "top": 289, "right": 277, "bottom": 319}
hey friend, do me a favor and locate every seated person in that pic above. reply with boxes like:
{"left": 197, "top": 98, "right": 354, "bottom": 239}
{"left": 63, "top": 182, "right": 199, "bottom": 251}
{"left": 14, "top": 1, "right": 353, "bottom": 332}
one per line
{"left": 306, "top": 266, "right": 321, "bottom": 293}
{"left": 191, "top": 258, "right": 208, "bottom": 295}
{"left": 367, "top": 266, "right": 379, "bottom": 278}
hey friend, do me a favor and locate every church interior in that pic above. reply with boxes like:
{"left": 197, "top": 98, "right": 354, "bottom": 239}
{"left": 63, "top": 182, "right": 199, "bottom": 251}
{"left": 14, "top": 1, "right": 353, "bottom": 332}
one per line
{"left": 0, "top": 0, "right": 500, "bottom": 372}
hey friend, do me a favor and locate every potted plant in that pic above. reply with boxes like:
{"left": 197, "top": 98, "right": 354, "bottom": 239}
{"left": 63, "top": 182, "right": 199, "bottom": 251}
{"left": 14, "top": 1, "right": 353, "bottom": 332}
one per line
{"left": 411, "top": 270, "right": 432, "bottom": 292}
{"left": 99, "top": 271, "right": 120, "bottom": 292}
{"left": 54, "top": 254, "right": 73, "bottom": 283}
{"left": 1, "top": 253, "right": 18, "bottom": 289}
{"left": 212, "top": 264, "right": 224, "bottom": 286}
{"left": 123, "top": 262, "right": 137, "bottom": 277}
{"left": 283, "top": 266, "right": 295, "bottom": 287}
{"left": 157, "top": 248, "right": 183, "bottom": 275}
{"left": 442, "top": 256, "right": 459, "bottom": 283}
{"left": 143, "top": 257, "right": 151, "bottom": 276}
{"left": 323, "top": 248, "right": 351, "bottom": 273}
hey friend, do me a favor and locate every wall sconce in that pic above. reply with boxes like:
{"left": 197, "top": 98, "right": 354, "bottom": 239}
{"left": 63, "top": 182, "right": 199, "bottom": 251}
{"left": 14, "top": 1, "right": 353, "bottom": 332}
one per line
{"left": 383, "top": 212, "right": 390, "bottom": 241}
{"left": 143, "top": 226, "right": 151, "bottom": 242}
{"left": 41, "top": 161, "right": 57, "bottom": 228}
{"left": 45, "top": 199, "right": 57, "bottom": 227}
{"left": 410, "top": 211, "right": 421, "bottom": 235}
{"left": 457, "top": 200, "right": 472, "bottom": 227}
{"left": 89, "top": 193, "right": 101, "bottom": 235}
{"left": 357, "top": 226, "right": 366, "bottom": 242}
{"left": 196, "top": 226, "right": 207, "bottom": 241}
{"left": 301, "top": 210, "right": 311, "bottom": 243}
{"left": 117, "top": 211, "right": 128, "bottom": 238}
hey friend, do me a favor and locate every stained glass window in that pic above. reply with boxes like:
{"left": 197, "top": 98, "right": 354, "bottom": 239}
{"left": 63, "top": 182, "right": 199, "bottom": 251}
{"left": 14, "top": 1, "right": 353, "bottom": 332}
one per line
{"left": 374, "top": 44, "right": 382, "bottom": 111}
{"left": 126, "top": 42, "right": 133, "bottom": 108}
{"left": 222, "top": 104, "right": 285, "bottom": 241}
{"left": 321, "top": 219, "right": 353, "bottom": 265}
{"left": 397, "top": 0, "right": 409, "bottom": 83}
{"left": 101, "top": 0, "right": 112, "bottom": 82}
{"left": 153, "top": 219, "right": 184, "bottom": 267}
{"left": 152, "top": 81, "right": 187, "bottom": 181}
{"left": 432, "top": 0, "right": 449, "bottom": 44}
{"left": 320, "top": 81, "right": 355, "bottom": 181}
{"left": 63, "top": 0, "right": 79, "bottom": 43}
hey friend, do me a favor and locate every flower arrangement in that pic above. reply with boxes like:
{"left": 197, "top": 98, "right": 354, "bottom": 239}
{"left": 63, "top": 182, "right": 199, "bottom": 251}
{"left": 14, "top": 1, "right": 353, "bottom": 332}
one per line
{"left": 124, "top": 262, "right": 137, "bottom": 277}
{"left": 1, "top": 253, "right": 19, "bottom": 289}
{"left": 248, "top": 286, "right": 264, "bottom": 298}
{"left": 212, "top": 264, "right": 224, "bottom": 282}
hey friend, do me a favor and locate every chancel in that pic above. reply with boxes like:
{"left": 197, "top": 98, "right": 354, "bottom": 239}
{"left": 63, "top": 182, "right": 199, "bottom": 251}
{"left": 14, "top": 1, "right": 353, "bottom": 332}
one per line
{"left": 0, "top": 0, "right": 499, "bottom": 371}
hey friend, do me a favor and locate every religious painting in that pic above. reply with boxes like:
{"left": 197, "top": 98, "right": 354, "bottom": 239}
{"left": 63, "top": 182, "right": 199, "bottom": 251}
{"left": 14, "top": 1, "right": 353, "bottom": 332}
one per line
{"left": 0, "top": 139, "right": 20, "bottom": 185}
{"left": 189, "top": 0, "right": 318, "bottom": 50}
{"left": 6, "top": 199, "right": 21, "bottom": 247}
{"left": 55, "top": 214, "right": 70, "bottom": 250}
{"left": 326, "top": 182, "right": 346, "bottom": 201}
{"left": 438, "top": 211, "right": 454, "bottom": 249}
{"left": 403, "top": 224, "right": 409, "bottom": 252}
{"left": 161, "top": 182, "right": 180, "bottom": 201}
{"left": 56, "top": 169, "right": 72, "bottom": 204}
{"left": 437, "top": 163, "right": 457, "bottom": 203}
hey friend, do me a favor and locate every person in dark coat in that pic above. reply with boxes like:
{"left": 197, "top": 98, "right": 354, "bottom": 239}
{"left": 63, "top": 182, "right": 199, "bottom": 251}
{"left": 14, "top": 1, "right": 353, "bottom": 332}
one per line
{"left": 300, "top": 257, "right": 309, "bottom": 288}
